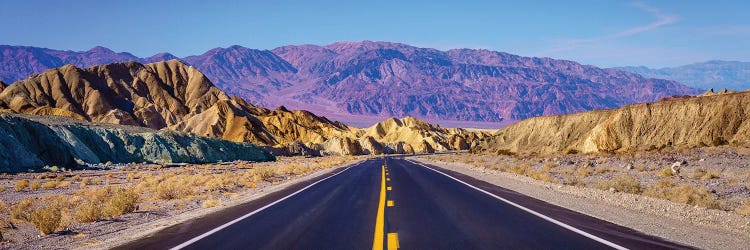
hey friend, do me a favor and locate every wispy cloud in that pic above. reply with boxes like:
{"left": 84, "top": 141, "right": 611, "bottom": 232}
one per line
{"left": 538, "top": 2, "right": 679, "bottom": 54}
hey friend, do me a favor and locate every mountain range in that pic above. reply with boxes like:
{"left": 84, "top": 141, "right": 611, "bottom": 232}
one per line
{"left": 0, "top": 42, "right": 698, "bottom": 128}
{"left": 616, "top": 60, "right": 750, "bottom": 91}
{"left": 0, "top": 60, "right": 482, "bottom": 156}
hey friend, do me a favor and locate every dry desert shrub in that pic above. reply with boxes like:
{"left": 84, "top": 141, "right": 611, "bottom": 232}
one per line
{"left": 275, "top": 163, "right": 305, "bottom": 176}
{"left": 153, "top": 176, "right": 194, "bottom": 200}
{"left": 737, "top": 201, "right": 750, "bottom": 216}
{"left": 574, "top": 164, "right": 593, "bottom": 178}
{"left": 14, "top": 180, "right": 29, "bottom": 191}
{"left": 255, "top": 167, "right": 276, "bottom": 181}
{"left": 643, "top": 181, "right": 718, "bottom": 208}
{"left": 25, "top": 196, "right": 72, "bottom": 235}
{"left": 594, "top": 167, "right": 617, "bottom": 174}
{"left": 657, "top": 167, "right": 675, "bottom": 177}
{"left": 202, "top": 199, "right": 222, "bottom": 208}
{"left": 563, "top": 174, "right": 586, "bottom": 187}
{"left": 57, "top": 181, "right": 72, "bottom": 188}
{"left": 72, "top": 186, "right": 139, "bottom": 222}
{"left": 634, "top": 163, "right": 648, "bottom": 172}
{"left": 75, "top": 200, "right": 101, "bottom": 223}
{"left": 29, "top": 202, "right": 63, "bottom": 235}
{"left": 79, "top": 177, "right": 92, "bottom": 188}
{"left": 29, "top": 181, "right": 41, "bottom": 190}
{"left": 692, "top": 168, "right": 720, "bottom": 180}
{"left": 542, "top": 162, "right": 557, "bottom": 172}
{"left": 529, "top": 169, "right": 557, "bottom": 183}
{"left": 10, "top": 198, "right": 33, "bottom": 222}
{"left": 101, "top": 187, "right": 139, "bottom": 218}
{"left": 508, "top": 164, "right": 527, "bottom": 175}
{"left": 596, "top": 174, "right": 642, "bottom": 194}
{"left": 41, "top": 181, "right": 57, "bottom": 189}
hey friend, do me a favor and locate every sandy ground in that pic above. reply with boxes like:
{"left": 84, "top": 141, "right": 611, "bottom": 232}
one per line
{"left": 0, "top": 156, "right": 367, "bottom": 249}
{"left": 411, "top": 155, "right": 750, "bottom": 250}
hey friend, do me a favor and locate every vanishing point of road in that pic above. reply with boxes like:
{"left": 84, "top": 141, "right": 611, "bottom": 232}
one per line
{"left": 118, "top": 157, "right": 692, "bottom": 250}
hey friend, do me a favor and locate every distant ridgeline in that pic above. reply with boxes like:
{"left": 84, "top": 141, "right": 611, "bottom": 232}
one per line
{"left": 0, "top": 43, "right": 697, "bottom": 126}
{"left": 616, "top": 60, "right": 750, "bottom": 91}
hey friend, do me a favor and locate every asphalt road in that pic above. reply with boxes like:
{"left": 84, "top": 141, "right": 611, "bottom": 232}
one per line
{"left": 120, "top": 157, "right": 692, "bottom": 250}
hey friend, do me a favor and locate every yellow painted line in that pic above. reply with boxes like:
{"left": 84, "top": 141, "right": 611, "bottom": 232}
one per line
{"left": 372, "top": 165, "right": 386, "bottom": 250}
{"left": 387, "top": 233, "right": 400, "bottom": 250}
{"left": 387, "top": 186, "right": 392, "bottom": 191}
{"left": 387, "top": 200, "right": 394, "bottom": 207}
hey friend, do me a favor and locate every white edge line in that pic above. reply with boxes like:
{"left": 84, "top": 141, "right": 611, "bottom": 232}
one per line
{"left": 408, "top": 160, "right": 629, "bottom": 250}
{"left": 170, "top": 160, "right": 366, "bottom": 250}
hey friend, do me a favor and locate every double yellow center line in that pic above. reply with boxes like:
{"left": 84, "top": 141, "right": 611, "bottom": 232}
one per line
{"left": 373, "top": 162, "right": 399, "bottom": 250}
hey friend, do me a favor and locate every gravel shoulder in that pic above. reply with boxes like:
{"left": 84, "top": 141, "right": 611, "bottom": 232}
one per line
{"left": 411, "top": 156, "right": 750, "bottom": 250}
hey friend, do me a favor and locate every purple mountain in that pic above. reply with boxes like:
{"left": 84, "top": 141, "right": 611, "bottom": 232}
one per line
{"left": 0, "top": 41, "right": 698, "bottom": 127}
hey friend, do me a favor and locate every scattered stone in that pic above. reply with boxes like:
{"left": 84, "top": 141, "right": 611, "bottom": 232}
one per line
{"left": 671, "top": 161, "right": 685, "bottom": 174}
{"left": 624, "top": 162, "right": 634, "bottom": 170}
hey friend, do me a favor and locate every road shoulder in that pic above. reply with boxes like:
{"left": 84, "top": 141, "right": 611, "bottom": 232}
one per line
{"left": 410, "top": 156, "right": 750, "bottom": 250}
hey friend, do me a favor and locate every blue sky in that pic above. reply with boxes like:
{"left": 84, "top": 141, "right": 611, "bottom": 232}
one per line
{"left": 1, "top": 0, "right": 748, "bottom": 68}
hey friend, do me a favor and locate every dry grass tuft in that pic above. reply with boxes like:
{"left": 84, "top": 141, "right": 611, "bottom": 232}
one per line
{"left": 644, "top": 181, "right": 718, "bottom": 208}
{"left": 75, "top": 200, "right": 101, "bottom": 223}
{"left": 11, "top": 198, "right": 33, "bottom": 222}
{"left": 153, "top": 176, "right": 194, "bottom": 200}
{"left": 692, "top": 168, "right": 720, "bottom": 180}
{"left": 201, "top": 199, "right": 222, "bottom": 208}
{"left": 29, "top": 181, "right": 41, "bottom": 190}
{"left": 574, "top": 164, "right": 593, "bottom": 178}
{"left": 596, "top": 174, "right": 642, "bottom": 194}
{"left": 14, "top": 180, "right": 29, "bottom": 191}
{"left": 57, "top": 181, "right": 72, "bottom": 188}
{"left": 29, "top": 199, "right": 67, "bottom": 235}
{"left": 101, "top": 187, "right": 139, "bottom": 218}
{"left": 737, "top": 201, "right": 750, "bottom": 216}
{"left": 657, "top": 167, "right": 675, "bottom": 177}
{"left": 41, "top": 181, "right": 58, "bottom": 189}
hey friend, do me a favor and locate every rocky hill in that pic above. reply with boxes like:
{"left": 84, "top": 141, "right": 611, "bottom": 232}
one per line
{"left": 0, "top": 43, "right": 698, "bottom": 127}
{"left": 0, "top": 60, "right": 478, "bottom": 155}
{"left": 617, "top": 60, "right": 750, "bottom": 91}
{"left": 0, "top": 113, "right": 274, "bottom": 172}
{"left": 358, "top": 116, "right": 484, "bottom": 153}
{"left": 472, "top": 91, "right": 750, "bottom": 155}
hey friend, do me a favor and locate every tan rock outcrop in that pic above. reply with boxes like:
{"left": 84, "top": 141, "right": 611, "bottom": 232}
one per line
{"left": 321, "top": 136, "right": 363, "bottom": 156}
{"left": 359, "top": 136, "right": 385, "bottom": 155}
{"left": 474, "top": 91, "right": 750, "bottom": 155}
{"left": 0, "top": 60, "right": 226, "bottom": 129}
{"left": 359, "top": 116, "right": 486, "bottom": 153}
